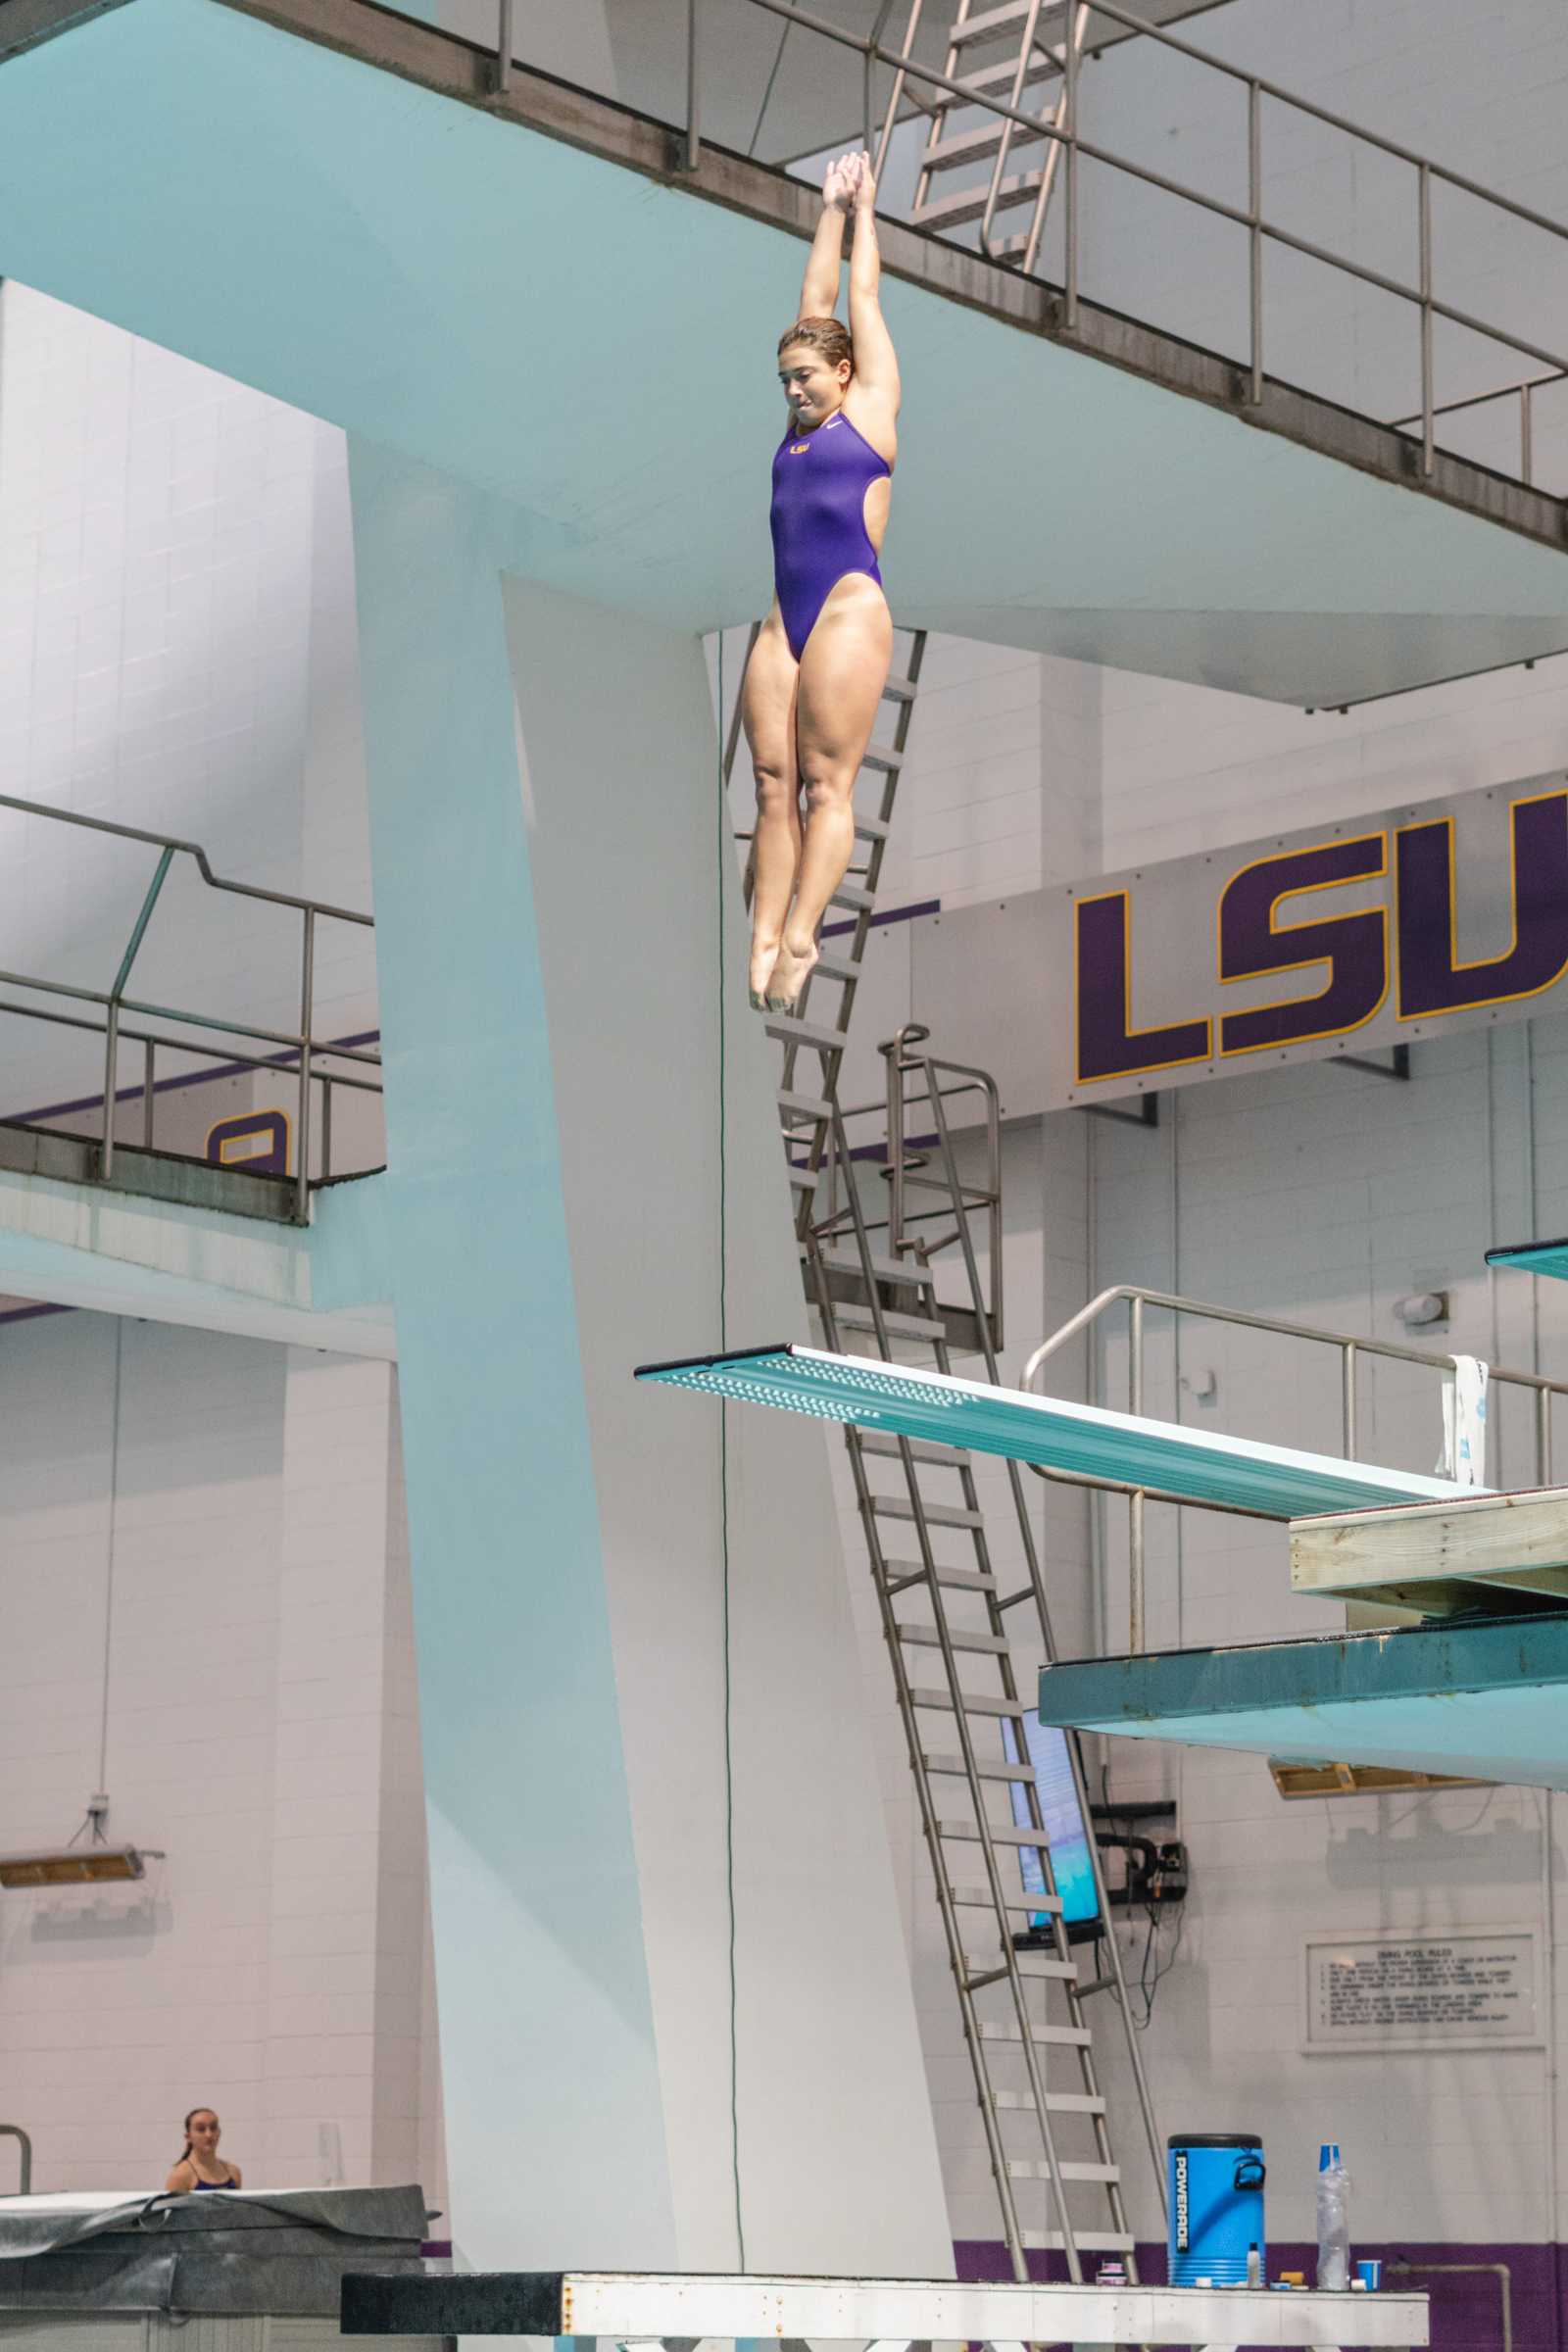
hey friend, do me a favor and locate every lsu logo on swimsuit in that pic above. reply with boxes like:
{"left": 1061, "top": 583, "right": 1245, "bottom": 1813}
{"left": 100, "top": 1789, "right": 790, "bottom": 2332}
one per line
{"left": 789, "top": 441, "right": 810, "bottom": 455}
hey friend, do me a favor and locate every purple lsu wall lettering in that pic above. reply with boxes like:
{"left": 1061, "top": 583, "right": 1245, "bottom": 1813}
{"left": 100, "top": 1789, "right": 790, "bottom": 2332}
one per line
{"left": 1069, "top": 781, "right": 1568, "bottom": 1101}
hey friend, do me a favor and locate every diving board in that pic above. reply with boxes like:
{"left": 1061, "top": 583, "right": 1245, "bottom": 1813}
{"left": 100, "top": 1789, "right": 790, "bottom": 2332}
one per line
{"left": 341, "top": 2265, "right": 1430, "bottom": 2349}
{"left": 634, "top": 1345, "right": 1469, "bottom": 1519}
{"left": 1487, "top": 1236, "right": 1568, "bottom": 1281}
{"left": 1292, "top": 1484, "right": 1568, "bottom": 1620}
{"left": 1037, "top": 1614, "right": 1568, "bottom": 1791}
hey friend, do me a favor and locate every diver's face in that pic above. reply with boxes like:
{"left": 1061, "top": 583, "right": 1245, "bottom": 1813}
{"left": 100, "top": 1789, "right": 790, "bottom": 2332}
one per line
{"left": 778, "top": 348, "right": 850, "bottom": 427}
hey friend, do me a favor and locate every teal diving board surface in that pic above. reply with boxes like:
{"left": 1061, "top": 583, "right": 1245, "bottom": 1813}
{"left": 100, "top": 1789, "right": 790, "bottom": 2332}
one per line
{"left": 1488, "top": 1236, "right": 1568, "bottom": 1282}
{"left": 634, "top": 1345, "right": 1467, "bottom": 1520}
{"left": 1038, "top": 1615, "right": 1568, "bottom": 1791}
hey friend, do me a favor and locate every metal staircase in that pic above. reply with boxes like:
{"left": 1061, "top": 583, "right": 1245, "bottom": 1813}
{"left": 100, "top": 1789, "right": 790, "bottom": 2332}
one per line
{"left": 890, "top": 0, "right": 1092, "bottom": 273}
{"left": 720, "top": 617, "right": 1165, "bottom": 2278}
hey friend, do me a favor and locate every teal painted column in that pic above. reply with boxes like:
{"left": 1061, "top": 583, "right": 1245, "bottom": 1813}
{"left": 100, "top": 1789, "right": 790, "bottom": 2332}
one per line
{"left": 347, "top": 437, "right": 676, "bottom": 2269}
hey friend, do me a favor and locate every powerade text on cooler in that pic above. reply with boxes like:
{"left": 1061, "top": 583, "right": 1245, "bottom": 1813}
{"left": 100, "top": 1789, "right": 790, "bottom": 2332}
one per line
{"left": 1166, "top": 2133, "right": 1266, "bottom": 2287}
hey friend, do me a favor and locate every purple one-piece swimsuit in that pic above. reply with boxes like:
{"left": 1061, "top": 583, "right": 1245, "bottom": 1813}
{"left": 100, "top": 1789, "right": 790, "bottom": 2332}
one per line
{"left": 769, "top": 408, "right": 890, "bottom": 660}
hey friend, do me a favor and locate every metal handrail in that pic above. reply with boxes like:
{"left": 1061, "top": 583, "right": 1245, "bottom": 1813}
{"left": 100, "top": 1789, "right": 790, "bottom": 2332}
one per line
{"left": 0, "top": 795, "right": 377, "bottom": 1223}
{"left": 0, "top": 2126, "right": 31, "bottom": 2196}
{"left": 665, "top": 0, "right": 1568, "bottom": 492}
{"left": 1019, "top": 1283, "right": 1568, "bottom": 1650}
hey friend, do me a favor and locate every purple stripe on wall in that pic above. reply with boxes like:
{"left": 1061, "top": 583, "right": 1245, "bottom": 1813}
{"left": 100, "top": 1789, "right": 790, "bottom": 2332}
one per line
{"left": 956, "top": 2240, "right": 1567, "bottom": 2351}
{"left": 821, "top": 896, "right": 940, "bottom": 940}
{"left": 16, "top": 1028, "right": 382, "bottom": 1127}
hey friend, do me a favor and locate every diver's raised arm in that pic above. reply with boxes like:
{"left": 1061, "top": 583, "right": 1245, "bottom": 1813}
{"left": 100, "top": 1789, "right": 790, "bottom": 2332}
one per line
{"left": 847, "top": 158, "right": 900, "bottom": 440}
{"left": 799, "top": 155, "right": 854, "bottom": 319}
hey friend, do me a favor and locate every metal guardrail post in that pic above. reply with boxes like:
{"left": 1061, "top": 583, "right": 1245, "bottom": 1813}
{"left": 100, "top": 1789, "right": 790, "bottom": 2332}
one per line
{"left": 684, "top": 0, "right": 702, "bottom": 171}
{"left": 1418, "top": 160, "right": 1435, "bottom": 476}
{"left": 143, "top": 1041, "right": 156, "bottom": 1150}
{"left": 101, "top": 1003, "right": 120, "bottom": 1180}
{"left": 1247, "top": 79, "right": 1263, "bottom": 404}
{"left": 296, "top": 909, "right": 316, "bottom": 1225}
{"left": 495, "top": 0, "right": 512, "bottom": 93}
{"left": 1128, "top": 1294, "right": 1146, "bottom": 1651}
{"left": 1521, "top": 380, "right": 1534, "bottom": 484}
{"left": 1537, "top": 1383, "right": 1551, "bottom": 1486}
{"left": 321, "top": 1076, "right": 333, "bottom": 1185}
{"left": 1061, "top": 0, "right": 1079, "bottom": 329}
{"left": 1342, "top": 1340, "right": 1357, "bottom": 1457}
{"left": 0, "top": 2127, "right": 30, "bottom": 2196}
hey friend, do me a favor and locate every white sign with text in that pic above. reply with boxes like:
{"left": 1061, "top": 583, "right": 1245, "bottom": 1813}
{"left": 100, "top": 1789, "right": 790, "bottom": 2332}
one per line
{"left": 1304, "top": 1929, "right": 1541, "bottom": 2053}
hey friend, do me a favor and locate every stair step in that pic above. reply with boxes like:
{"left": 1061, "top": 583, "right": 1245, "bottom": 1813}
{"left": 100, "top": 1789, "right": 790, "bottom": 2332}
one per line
{"left": 952, "top": 1883, "right": 1062, "bottom": 1917}
{"left": 1022, "top": 2231, "right": 1137, "bottom": 2254}
{"left": 1007, "top": 2160, "right": 1122, "bottom": 2185}
{"left": 922, "top": 119, "right": 1009, "bottom": 173}
{"left": 956, "top": 51, "right": 1061, "bottom": 102}
{"left": 777, "top": 1089, "right": 833, "bottom": 1123}
{"left": 915, "top": 169, "right": 1047, "bottom": 232}
{"left": 767, "top": 1014, "right": 847, "bottom": 1054}
{"left": 860, "top": 1433, "right": 972, "bottom": 1468}
{"left": 966, "top": 1951, "right": 1080, "bottom": 1984}
{"left": 886, "top": 1560, "right": 998, "bottom": 1594}
{"left": 812, "top": 948, "right": 864, "bottom": 983}
{"left": 924, "top": 1750, "right": 1036, "bottom": 1784}
{"left": 939, "top": 1817, "right": 1056, "bottom": 1846}
{"left": 818, "top": 1249, "right": 929, "bottom": 1286}
{"left": 992, "top": 2088, "right": 1105, "bottom": 2117}
{"left": 859, "top": 745, "right": 905, "bottom": 774}
{"left": 872, "top": 1494, "right": 988, "bottom": 1532}
{"left": 831, "top": 881, "right": 875, "bottom": 912}
{"left": 833, "top": 1304, "right": 948, "bottom": 1341}
{"left": 910, "top": 1687, "right": 1029, "bottom": 1720}
{"left": 785, "top": 1162, "right": 818, "bottom": 1193}
{"left": 855, "top": 811, "right": 891, "bottom": 842}
{"left": 882, "top": 669, "right": 920, "bottom": 702}
{"left": 899, "top": 1622, "right": 1010, "bottom": 1656}
{"left": 976, "top": 2016, "right": 1093, "bottom": 2047}
{"left": 950, "top": 0, "right": 1035, "bottom": 45}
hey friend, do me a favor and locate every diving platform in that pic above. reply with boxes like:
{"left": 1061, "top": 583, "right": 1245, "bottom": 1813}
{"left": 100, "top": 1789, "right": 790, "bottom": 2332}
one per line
{"left": 1291, "top": 1484, "right": 1568, "bottom": 1622}
{"left": 1487, "top": 1237, "right": 1568, "bottom": 1282}
{"left": 633, "top": 1344, "right": 1468, "bottom": 1519}
{"left": 1037, "top": 1612, "right": 1568, "bottom": 1792}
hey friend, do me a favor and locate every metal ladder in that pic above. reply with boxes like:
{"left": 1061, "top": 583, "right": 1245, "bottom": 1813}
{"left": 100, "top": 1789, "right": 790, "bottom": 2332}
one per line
{"left": 884, "top": 0, "right": 1090, "bottom": 274}
{"left": 800, "top": 1031, "right": 1163, "bottom": 2279}
{"left": 724, "top": 624, "right": 928, "bottom": 1251}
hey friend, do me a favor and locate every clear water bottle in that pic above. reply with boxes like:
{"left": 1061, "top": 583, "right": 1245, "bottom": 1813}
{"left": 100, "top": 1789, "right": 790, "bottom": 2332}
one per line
{"left": 1316, "top": 2142, "right": 1349, "bottom": 2291}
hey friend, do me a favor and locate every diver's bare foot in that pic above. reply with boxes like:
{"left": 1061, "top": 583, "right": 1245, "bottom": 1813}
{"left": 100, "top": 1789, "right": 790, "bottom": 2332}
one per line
{"left": 750, "top": 939, "right": 782, "bottom": 1009}
{"left": 765, "top": 935, "right": 818, "bottom": 1014}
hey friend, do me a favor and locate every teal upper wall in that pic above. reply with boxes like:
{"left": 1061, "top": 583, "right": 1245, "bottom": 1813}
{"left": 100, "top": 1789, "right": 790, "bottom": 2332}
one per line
{"left": 1, "top": 0, "right": 1567, "bottom": 702}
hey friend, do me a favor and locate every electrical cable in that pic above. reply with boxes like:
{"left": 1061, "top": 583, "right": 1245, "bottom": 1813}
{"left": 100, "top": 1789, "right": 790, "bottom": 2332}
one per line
{"left": 716, "top": 632, "right": 747, "bottom": 2270}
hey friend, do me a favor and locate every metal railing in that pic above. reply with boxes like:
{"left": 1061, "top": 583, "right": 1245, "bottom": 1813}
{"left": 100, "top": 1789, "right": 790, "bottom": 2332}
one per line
{"left": 0, "top": 796, "right": 379, "bottom": 1225}
{"left": 636, "top": 0, "right": 1568, "bottom": 493}
{"left": 0, "top": 2126, "right": 31, "bottom": 2196}
{"left": 1019, "top": 1284, "right": 1568, "bottom": 1651}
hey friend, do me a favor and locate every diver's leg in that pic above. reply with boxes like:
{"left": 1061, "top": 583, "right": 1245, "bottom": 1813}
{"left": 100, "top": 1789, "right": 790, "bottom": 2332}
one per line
{"left": 772, "top": 575, "right": 893, "bottom": 1010}
{"left": 741, "top": 607, "right": 803, "bottom": 1008}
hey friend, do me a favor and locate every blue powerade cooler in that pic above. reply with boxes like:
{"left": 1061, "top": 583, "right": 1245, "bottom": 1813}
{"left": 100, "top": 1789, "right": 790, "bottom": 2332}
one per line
{"left": 1167, "top": 2133, "right": 1266, "bottom": 2285}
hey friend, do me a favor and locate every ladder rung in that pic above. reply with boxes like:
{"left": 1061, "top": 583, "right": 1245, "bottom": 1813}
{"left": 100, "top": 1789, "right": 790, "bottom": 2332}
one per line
{"left": 909, "top": 1687, "right": 1028, "bottom": 1719}
{"left": 785, "top": 1162, "right": 818, "bottom": 1193}
{"left": 831, "top": 881, "right": 875, "bottom": 912}
{"left": 1007, "top": 2160, "right": 1122, "bottom": 2185}
{"left": 767, "top": 1014, "right": 846, "bottom": 1054}
{"left": 1022, "top": 2231, "right": 1137, "bottom": 2254}
{"left": 778, "top": 1089, "right": 833, "bottom": 1122}
{"left": 951, "top": 1883, "right": 1062, "bottom": 1916}
{"left": 939, "top": 1817, "right": 1055, "bottom": 1846}
{"left": 976, "top": 2017, "right": 1090, "bottom": 2044}
{"left": 924, "top": 1750, "right": 1036, "bottom": 1784}
{"left": 812, "top": 948, "right": 863, "bottom": 983}
{"left": 949, "top": 0, "right": 1034, "bottom": 44}
{"left": 858, "top": 746, "right": 904, "bottom": 774}
{"left": 859, "top": 1434, "right": 972, "bottom": 1468}
{"left": 992, "top": 2088, "right": 1104, "bottom": 2116}
{"left": 900, "top": 1622, "right": 1010, "bottom": 1656}
{"left": 882, "top": 670, "right": 919, "bottom": 702}
{"left": 855, "top": 811, "right": 891, "bottom": 842}
{"left": 957, "top": 52, "right": 1061, "bottom": 101}
{"left": 916, "top": 170, "right": 1046, "bottom": 232}
{"left": 820, "top": 1250, "right": 928, "bottom": 1286}
{"left": 872, "top": 1495, "right": 988, "bottom": 1532}
{"left": 833, "top": 1304, "right": 948, "bottom": 1341}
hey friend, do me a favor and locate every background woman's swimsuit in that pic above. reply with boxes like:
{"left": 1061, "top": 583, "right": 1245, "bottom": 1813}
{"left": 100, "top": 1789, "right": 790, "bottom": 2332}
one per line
{"left": 769, "top": 409, "right": 890, "bottom": 661}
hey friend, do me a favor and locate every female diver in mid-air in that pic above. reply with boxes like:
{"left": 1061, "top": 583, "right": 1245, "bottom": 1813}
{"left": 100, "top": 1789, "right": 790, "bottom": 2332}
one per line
{"left": 744, "top": 147, "right": 901, "bottom": 1013}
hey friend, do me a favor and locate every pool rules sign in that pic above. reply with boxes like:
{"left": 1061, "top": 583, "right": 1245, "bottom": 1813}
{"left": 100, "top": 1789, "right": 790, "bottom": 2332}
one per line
{"left": 1040, "top": 773, "right": 1568, "bottom": 1109}
{"left": 1304, "top": 1930, "right": 1542, "bottom": 2053}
